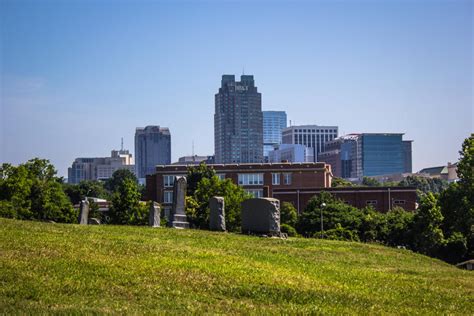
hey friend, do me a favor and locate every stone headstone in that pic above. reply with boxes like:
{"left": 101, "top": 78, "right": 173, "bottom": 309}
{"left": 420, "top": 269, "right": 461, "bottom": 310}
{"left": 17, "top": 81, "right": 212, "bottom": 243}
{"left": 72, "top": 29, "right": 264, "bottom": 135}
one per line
{"left": 209, "top": 196, "right": 226, "bottom": 231}
{"left": 241, "top": 198, "right": 281, "bottom": 236}
{"left": 88, "top": 218, "right": 101, "bottom": 225}
{"left": 169, "top": 176, "right": 190, "bottom": 229}
{"left": 149, "top": 202, "right": 161, "bottom": 227}
{"left": 78, "top": 200, "right": 89, "bottom": 225}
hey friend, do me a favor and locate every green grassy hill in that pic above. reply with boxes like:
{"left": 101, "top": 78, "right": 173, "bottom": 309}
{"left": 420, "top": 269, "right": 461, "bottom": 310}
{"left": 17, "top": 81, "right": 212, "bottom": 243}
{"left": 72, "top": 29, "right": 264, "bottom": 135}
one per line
{"left": 1, "top": 218, "right": 473, "bottom": 314}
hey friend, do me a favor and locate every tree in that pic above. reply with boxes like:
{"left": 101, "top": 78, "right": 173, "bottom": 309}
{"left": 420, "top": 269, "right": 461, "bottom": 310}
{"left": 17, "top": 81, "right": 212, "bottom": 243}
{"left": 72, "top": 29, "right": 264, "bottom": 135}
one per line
{"left": 0, "top": 159, "right": 76, "bottom": 223}
{"left": 280, "top": 202, "right": 298, "bottom": 227}
{"left": 361, "top": 177, "right": 381, "bottom": 187}
{"left": 331, "top": 177, "right": 356, "bottom": 187}
{"left": 185, "top": 176, "right": 251, "bottom": 231}
{"left": 384, "top": 206, "right": 415, "bottom": 247}
{"left": 411, "top": 193, "right": 444, "bottom": 256}
{"left": 456, "top": 135, "right": 474, "bottom": 192}
{"left": 63, "top": 180, "right": 109, "bottom": 205}
{"left": 105, "top": 169, "right": 138, "bottom": 192}
{"left": 358, "top": 206, "right": 387, "bottom": 242}
{"left": 186, "top": 162, "right": 216, "bottom": 196}
{"left": 398, "top": 176, "right": 448, "bottom": 195}
{"left": 108, "top": 178, "right": 147, "bottom": 225}
{"left": 296, "top": 191, "right": 363, "bottom": 237}
{"left": 438, "top": 135, "right": 474, "bottom": 260}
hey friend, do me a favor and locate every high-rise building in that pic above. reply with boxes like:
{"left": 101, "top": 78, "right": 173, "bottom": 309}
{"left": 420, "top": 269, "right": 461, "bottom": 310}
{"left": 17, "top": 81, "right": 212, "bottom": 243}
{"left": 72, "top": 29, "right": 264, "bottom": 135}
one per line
{"left": 318, "top": 133, "right": 412, "bottom": 179}
{"left": 67, "top": 149, "right": 135, "bottom": 184}
{"left": 282, "top": 125, "right": 338, "bottom": 162}
{"left": 263, "top": 111, "right": 287, "bottom": 159}
{"left": 135, "top": 126, "right": 171, "bottom": 179}
{"left": 214, "top": 75, "right": 263, "bottom": 164}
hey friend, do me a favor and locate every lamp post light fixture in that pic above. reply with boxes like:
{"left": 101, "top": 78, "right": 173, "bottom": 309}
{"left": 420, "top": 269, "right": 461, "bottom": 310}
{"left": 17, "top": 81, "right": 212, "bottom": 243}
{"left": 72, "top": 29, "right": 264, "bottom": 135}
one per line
{"left": 320, "top": 202, "right": 326, "bottom": 238}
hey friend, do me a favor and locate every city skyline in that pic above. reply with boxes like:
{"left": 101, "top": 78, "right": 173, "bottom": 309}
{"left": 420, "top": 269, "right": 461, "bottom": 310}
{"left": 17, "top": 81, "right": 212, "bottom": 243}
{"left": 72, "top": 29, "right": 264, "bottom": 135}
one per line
{"left": 1, "top": 0, "right": 472, "bottom": 177}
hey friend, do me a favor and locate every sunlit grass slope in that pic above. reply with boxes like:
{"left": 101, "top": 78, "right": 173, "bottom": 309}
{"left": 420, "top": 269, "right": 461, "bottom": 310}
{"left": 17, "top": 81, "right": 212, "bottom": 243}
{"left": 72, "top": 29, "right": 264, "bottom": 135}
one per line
{"left": 0, "top": 218, "right": 473, "bottom": 314}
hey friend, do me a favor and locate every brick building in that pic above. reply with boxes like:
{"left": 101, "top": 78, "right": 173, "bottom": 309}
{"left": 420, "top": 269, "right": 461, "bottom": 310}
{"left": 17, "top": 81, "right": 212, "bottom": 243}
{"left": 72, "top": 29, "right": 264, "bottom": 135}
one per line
{"left": 146, "top": 162, "right": 416, "bottom": 215}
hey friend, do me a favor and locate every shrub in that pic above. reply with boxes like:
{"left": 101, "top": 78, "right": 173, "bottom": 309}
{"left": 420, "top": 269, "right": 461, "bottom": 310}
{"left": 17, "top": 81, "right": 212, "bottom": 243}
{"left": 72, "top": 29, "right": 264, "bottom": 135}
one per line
{"left": 281, "top": 223, "right": 297, "bottom": 237}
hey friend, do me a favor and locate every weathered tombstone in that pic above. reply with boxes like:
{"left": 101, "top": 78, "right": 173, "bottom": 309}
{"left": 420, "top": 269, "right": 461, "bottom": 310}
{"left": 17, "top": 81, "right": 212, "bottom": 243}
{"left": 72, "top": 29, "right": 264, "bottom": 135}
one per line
{"left": 88, "top": 218, "right": 101, "bottom": 225}
{"left": 209, "top": 196, "right": 226, "bottom": 231}
{"left": 149, "top": 202, "right": 161, "bottom": 227}
{"left": 241, "top": 198, "right": 281, "bottom": 236}
{"left": 169, "top": 176, "right": 190, "bottom": 228}
{"left": 78, "top": 199, "right": 89, "bottom": 225}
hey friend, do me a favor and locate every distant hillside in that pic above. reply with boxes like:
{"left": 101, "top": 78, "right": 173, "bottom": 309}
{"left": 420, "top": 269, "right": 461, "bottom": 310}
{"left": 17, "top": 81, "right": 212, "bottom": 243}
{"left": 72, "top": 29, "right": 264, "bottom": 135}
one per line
{"left": 0, "top": 219, "right": 473, "bottom": 314}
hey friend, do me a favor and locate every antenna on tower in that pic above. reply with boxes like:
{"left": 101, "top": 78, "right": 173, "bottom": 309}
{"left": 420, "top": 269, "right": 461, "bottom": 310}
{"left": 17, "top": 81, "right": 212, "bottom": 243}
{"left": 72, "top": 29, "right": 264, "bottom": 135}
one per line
{"left": 242, "top": 66, "right": 245, "bottom": 75}
{"left": 192, "top": 140, "right": 195, "bottom": 156}
{"left": 121, "top": 137, "right": 123, "bottom": 151}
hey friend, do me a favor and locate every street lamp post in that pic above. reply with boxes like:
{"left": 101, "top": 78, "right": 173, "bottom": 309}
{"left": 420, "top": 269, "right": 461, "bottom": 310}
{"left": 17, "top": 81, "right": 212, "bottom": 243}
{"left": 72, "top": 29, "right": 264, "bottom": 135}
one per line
{"left": 320, "top": 202, "right": 326, "bottom": 238}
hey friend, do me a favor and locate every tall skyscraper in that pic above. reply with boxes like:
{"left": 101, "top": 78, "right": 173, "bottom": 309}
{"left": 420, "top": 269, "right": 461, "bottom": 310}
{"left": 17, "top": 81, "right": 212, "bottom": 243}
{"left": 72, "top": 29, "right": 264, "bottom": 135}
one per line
{"left": 135, "top": 126, "right": 171, "bottom": 179}
{"left": 214, "top": 75, "right": 263, "bottom": 164}
{"left": 263, "top": 111, "right": 287, "bottom": 158}
{"left": 282, "top": 125, "right": 338, "bottom": 162}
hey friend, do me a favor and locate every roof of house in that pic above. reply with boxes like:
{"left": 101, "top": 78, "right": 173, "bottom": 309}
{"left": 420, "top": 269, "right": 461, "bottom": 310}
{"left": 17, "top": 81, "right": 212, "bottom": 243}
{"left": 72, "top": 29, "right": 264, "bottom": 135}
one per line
{"left": 419, "top": 166, "right": 448, "bottom": 175}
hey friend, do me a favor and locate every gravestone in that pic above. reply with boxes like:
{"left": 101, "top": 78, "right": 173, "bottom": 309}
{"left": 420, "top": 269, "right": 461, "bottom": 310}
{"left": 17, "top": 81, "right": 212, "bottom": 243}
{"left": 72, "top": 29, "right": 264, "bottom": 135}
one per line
{"left": 241, "top": 198, "right": 281, "bottom": 236}
{"left": 149, "top": 202, "right": 161, "bottom": 227}
{"left": 78, "top": 199, "right": 89, "bottom": 225}
{"left": 209, "top": 196, "right": 226, "bottom": 231}
{"left": 169, "top": 176, "right": 190, "bottom": 228}
{"left": 88, "top": 218, "right": 100, "bottom": 225}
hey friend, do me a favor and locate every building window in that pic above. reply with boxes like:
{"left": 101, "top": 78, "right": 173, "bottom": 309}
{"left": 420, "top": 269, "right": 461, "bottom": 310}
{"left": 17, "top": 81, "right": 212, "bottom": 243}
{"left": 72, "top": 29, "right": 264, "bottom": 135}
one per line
{"left": 163, "top": 175, "right": 177, "bottom": 187}
{"left": 393, "top": 200, "right": 406, "bottom": 205}
{"left": 217, "top": 174, "right": 226, "bottom": 180}
{"left": 238, "top": 173, "right": 263, "bottom": 185}
{"left": 246, "top": 189, "right": 263, "bottom": 198}
{"left": 272, "top": 173, "right": 280, "bottom": 185}
{"left": 366, "top": 200, "right": 377, "bottom": 206}
{"left": 283, "top": 173, "right": 292, "bottom": 185}
{"left": 164, "top": 191, "right": 173, "bottom": 203}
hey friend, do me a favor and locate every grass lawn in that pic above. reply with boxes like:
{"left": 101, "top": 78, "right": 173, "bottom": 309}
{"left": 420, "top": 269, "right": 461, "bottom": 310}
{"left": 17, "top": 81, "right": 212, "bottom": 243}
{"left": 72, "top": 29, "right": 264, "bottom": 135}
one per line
{"left": 0, "top": 218, "right": 473, "bottom": 314}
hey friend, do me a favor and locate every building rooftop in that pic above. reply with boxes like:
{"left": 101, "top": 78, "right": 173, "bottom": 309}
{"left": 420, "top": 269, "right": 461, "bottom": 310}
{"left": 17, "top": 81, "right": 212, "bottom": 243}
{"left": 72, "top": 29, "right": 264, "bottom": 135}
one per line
{"left": 419, "top": 166, "right": 448, "bottom": 175}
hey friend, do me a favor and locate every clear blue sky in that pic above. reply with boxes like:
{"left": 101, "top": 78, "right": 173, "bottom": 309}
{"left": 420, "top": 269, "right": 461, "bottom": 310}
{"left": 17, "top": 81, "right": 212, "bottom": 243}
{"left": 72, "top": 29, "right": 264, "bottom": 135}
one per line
{"left": 1, "top": 0, "right": 472, "bottom": 177}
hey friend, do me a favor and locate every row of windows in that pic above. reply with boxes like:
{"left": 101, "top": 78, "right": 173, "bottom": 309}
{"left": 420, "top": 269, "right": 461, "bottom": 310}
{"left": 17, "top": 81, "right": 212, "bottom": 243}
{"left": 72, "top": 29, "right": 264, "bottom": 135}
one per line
{"left": 271, "top": 173, "right": 292, "bottom": 185}
{"left": 366, "top": 200, "right": 406, "bottom": 205}
{"left": 292, "top": 129, "right": 337, "bottom": 133}
{"left": 238, "top": 173, "right": 263, "bottom": 185}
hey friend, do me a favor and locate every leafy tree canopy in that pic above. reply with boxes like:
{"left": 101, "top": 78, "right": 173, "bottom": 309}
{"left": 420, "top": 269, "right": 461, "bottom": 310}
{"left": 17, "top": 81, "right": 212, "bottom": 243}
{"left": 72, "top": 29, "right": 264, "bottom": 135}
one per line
{"left": 0, "top": 158, "right": 76, "bottom": 223}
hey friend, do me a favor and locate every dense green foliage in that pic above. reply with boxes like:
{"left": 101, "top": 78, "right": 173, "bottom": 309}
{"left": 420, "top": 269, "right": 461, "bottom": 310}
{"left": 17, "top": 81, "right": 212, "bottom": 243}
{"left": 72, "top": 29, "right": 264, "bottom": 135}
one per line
{"left": 186, "top": 176, "right": 251, "bottom": 231}
{"left": 1, "top": 218, "right": 473, "bottom": 314}
{"left": 398, "top": 175, "right": 448, "bottom": 194}
{"left": 185, "top": 163, "right": 251, "bottom": 231}
{"left": 361, "top": 176, "right": 381, "bottom": 187}
{"left": 63, "top": 180, "right": 109, "bottom": 205}
{"left": 186, "top": 162, "right": 217, "bottom": 195}
{"left": 331, "top": 177, "right": 356, "bottom": 187}
{"left": 0, "top": 159, "right": 76, "bottom": 223}
{"left": 104, "top": 168, "right": 138, "bottom": 192}
{"left": 108, "top": 178, "right": 148, "bottom": 225}
{"left": 280, "top": 201, "right": 297, "bottom": 227}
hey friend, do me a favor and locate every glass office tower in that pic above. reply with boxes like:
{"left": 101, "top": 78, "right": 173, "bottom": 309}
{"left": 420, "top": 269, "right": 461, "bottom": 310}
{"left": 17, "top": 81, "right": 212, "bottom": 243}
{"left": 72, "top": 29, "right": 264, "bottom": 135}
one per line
{"left": 263, "top": 111, "right": 287, "bottom": 159}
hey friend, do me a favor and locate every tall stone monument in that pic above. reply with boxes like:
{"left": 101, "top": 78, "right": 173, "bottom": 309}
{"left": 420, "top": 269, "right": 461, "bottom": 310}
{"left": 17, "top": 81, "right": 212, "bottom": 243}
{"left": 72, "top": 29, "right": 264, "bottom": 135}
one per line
{"left": 209, "top": 196, "right": 226, "bottom": 231}
{"left": 169, "top": 176, "right": 190, "bottom": 228}
{"left": 149, "top": 202, "right": 161, "bottom": 227}
{"left": 78, "top": 199, "right": 89, "bottom": 225}
{"left": 241, "top": 198, "right": 281, "bottom": 236}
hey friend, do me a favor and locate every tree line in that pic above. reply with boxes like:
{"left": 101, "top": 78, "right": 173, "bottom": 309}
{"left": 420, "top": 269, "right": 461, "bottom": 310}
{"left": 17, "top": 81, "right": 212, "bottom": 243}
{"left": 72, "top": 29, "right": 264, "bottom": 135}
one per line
{"left": 0, "top": 136, "right": 472, "bottom": 264}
